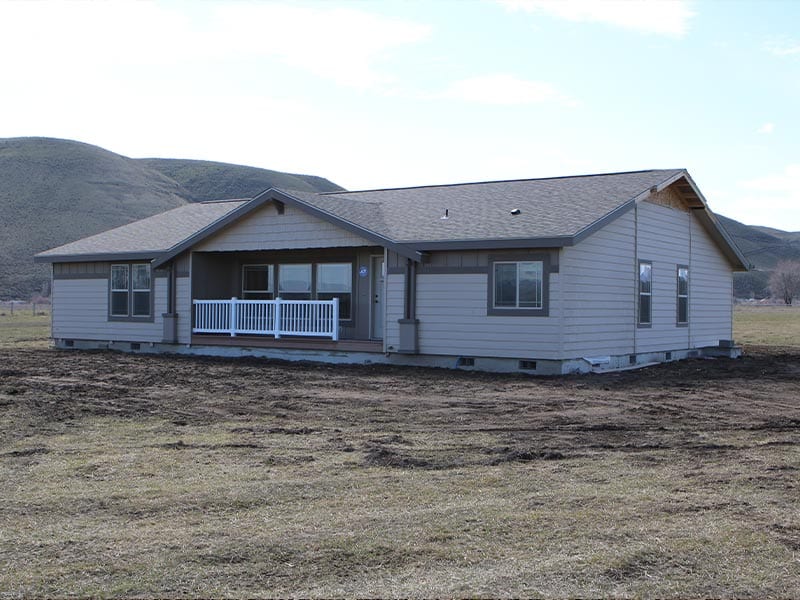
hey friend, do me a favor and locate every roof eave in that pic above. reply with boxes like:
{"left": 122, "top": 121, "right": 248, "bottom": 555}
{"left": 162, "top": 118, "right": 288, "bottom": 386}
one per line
{"left": 34, "top": 251, "right": 160, "bottom": 264}
{"left": 659, "top": 171, "right": 749, "bottom": 271}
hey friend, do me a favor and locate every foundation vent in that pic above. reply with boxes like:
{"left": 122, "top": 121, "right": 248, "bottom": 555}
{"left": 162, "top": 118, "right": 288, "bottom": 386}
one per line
{"left": 519, "top": 360, "right": 537, "bottom": 371}
{"left": 456, "top": 357, "right": 475, "bottom": 367}
{"left": 130, "top": 342, "right": 141, "bottom": 351}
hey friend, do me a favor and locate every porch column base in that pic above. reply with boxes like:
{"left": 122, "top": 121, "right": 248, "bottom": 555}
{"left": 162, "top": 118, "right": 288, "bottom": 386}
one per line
{"left": 397, "top": 318, "right": 419, "bottom": 354}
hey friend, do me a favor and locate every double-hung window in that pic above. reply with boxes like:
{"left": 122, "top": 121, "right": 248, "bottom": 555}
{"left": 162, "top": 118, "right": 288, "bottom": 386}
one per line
{"left": 278, "top": 264, "right": 312, "bottom": 300}
{"left": 110, "top": 263, "right": 151, "bottom": 318}
{"left": 316, "top": 263, "right": 352, "bottom": 320}
{"left": 493, "top": 261, "right": 543, "bottom": 310}
{"left": 677, "top": 265, "right": 689, "bottom": 325}
{"left": 242, "top": 265, "right": 274, "bottom": 300}
{"left": 638, "top": 261, "right": 652, "bottom": 326}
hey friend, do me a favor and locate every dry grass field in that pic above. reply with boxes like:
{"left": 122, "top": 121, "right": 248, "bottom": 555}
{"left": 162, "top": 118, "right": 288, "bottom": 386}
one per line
{"left": 0, "top": 306, "right": 798, "bottom": 597}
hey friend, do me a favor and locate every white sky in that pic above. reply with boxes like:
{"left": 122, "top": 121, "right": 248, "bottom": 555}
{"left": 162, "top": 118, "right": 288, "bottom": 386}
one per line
{"left": 1, "top": 0, "right": 799, "bottom": 230}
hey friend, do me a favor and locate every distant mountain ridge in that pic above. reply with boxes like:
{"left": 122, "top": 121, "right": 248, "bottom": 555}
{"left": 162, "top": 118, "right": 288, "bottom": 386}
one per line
{"left": 0, "top": 137, "right": 342, "bottom": 299}
{"left": 0, "top": 136, "right": 795, "bottom": 299}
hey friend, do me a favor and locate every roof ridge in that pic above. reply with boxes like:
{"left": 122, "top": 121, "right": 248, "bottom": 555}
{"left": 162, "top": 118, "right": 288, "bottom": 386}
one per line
{"left": 198, "top": 198, "right": 250, "bottom": 204}
{"left": 319, "top": 168, "right": 685, "bottom": 196}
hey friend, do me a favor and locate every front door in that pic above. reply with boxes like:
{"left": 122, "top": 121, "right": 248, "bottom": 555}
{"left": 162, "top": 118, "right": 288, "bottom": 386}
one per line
{"left": 370, "top": 255, "right": 384, "bottom": 340}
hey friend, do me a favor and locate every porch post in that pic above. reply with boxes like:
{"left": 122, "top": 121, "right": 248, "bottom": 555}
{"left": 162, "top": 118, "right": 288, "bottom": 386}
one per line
{"left": 230, "top": 297, "right": 237, "bottom": 337}
{"left": 332, "top": 297, "right": 339, "bottom": 341}
{"left": 274, "top": 297, "right": 282, "bottom": 339}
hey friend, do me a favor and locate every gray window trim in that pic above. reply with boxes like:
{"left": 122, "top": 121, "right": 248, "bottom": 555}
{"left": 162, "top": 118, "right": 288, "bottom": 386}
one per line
{"left": 315, "top": 262, "right": 355, "bottom": 322}
{"left": 637, "top": 260, "right": 652, "bottom": 328}
{"left": 241, "top": 264, "right": 274, "bottom": 299}
{"left": 108, "top": 262, "right": 155, "bottom": 323}
{"left": 486, "top": 252, "right": 550, "bottom": 317}
{"left": 676, "top": 264, "right": 689, "bottom": 327}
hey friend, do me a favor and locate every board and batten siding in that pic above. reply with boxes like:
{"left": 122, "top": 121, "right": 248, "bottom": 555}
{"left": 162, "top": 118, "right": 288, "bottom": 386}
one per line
{"left": 560, "top": 209, "right": 636, "bottom": 358}
{"left": 384, "top": 273, "right": 405, "bottom": 351}
{"left": 176, "top": 275, "right": 191, "bottom": 344}
{"left": 52, "top": 277, "right": 167, "bottom": 342}
{"left": 689, "top": 217, "right": 733, "bottom": 347}
{"left": 194, "top": 203, "right": 372, "bottom": 252}
{"left": 634, "top": 200, "right": 693, "bottom": 354}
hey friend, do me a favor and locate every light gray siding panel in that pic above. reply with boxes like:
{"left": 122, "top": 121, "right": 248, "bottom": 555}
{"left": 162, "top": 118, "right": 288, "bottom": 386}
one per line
{"left": 385, "top": 273, "right": 404, "bottom": 349}
{"left": 194, "top": 203, "right": 372, "bottom": 252}
{"left": 176, "top": 276, "right": 191, "bottom": 344}
{"left": 52, "top": 278, "right": 166, "bottom": 342}
{"left": 413, "top": 273, "right": 562, "bottom": 359}
{"left": 690, "top": 218, "right": 733, "bottom": 347}
{"left": 561, "top": 210, "right": 636, "bottom": 357}
{"left": 635, "top": 202, "right": 691, "bottom": 354}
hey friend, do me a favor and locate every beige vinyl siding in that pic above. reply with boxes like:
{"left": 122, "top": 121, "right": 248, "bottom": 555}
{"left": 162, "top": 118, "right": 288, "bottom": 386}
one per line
{"left": 690, "top": 218, "right": 733, "bottom": 347}
{"left": 52, "top": 278, "right": 166, "bottom": 342}
{"left": 561, "top": 209, "right": 636, "bottom": 357}
{"left": 194, "top": 203, "right": 372, "bottom": 252}
{"left": 176, "top": 275, "right": 191, "bottom": 344}
{"left": 384, "top": 273, "right": 405, "bottom": 349}
{"left": 414, "top": 272, "right": 562, "bottom": 359}
{"left": 635, "top": 201, "right": 692, "bottom": 354}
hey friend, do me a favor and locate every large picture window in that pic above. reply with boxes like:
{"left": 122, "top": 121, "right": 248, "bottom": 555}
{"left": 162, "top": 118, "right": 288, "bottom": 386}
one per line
{"left": 110, "top": 263, "right": 151, "bottom": 318}
{"left": 677, "top": 265, "right": 689, "bottom": 325}
{"left": 242, "top": 264, "right": 274, "bottom": 299}
{"left": 493, "top": 261, "right": 543, "bottom": 310}
{"left": 638, "top": 261, "right": 652, "bottom": 326}
{"left": 316, "top": 263, "right": 352, "bottom": 319}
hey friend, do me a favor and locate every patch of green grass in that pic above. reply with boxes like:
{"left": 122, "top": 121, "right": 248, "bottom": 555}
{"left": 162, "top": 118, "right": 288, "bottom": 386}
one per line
{"left": 734, "top": 304, "right": 800, "bottom": 347}
{"left": 0, "top": 308, "right": 50, "bottom": 348}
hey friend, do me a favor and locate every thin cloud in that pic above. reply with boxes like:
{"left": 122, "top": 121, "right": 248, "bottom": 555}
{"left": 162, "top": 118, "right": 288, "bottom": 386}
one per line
{"left": 440, "top": 74, "right": 576, "bottom": 106}
{"left": 0, "top": 1, "right": 432, "bottom": 90}
{"left": 498, "top": 0, "right": 696, "bottom": 37}
{"left": 764, "top": 37, "right": 800, "bottom": 56}
{"left": 757, "top": 123, "right": 775, "bottom": 134}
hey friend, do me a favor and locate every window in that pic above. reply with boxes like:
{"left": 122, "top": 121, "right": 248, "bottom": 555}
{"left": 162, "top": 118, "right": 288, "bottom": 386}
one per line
{"left": 677, "top": 265, "right": 689, "bottom": 325}
{"left": 278, "top": 263, "right": 312, "bottom": 300}
{"left": 493, "top": 261, "right": 543, "bottom": 310}
{"left": 110, "top": 263, "right": 151, "bottom": 318}
{"left": 131, "top": 264, "right": 151, "bottom": 316}
{"left": 316, "top": 263, "right": 352, "bottom": 319}
{"left": 638, "top": 261, "right": 652, "bottom": 326}
{"left": 242, "top": 265, "right": 273, "bottom": 299}
{"left": 110, "top": 265, "right": 129, "bottom": 316}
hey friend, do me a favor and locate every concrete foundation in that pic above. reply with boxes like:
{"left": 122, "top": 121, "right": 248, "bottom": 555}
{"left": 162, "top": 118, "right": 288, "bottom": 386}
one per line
{"left": 52, "top": 338, "right": 743, "bottom": 375}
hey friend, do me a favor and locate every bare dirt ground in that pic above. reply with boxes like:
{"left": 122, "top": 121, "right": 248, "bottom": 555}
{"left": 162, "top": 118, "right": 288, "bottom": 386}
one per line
{"left": 1, "top": 347, "right": 799, "bottom": 597}
{"left": 3, "top": 346, "right": 799, "bottom": 460}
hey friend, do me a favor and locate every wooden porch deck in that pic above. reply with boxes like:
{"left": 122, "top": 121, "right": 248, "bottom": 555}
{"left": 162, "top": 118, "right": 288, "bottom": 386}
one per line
{"left": 191, "top": 334, "right": 383, "bottom": 353}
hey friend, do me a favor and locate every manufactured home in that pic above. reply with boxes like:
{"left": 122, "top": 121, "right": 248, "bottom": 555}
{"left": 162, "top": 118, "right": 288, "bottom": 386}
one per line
{"left": 35, "top": 169, "right": 748, "bottom": 374}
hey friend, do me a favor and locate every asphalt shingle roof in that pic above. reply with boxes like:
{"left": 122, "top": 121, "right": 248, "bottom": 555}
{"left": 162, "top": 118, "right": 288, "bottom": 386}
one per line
{"left": 36, "top": 199, "right": 247, "bottom": 260}
{"left": 40, "top": 169, "right": 729, "bottom": 264}
{"left": 291, "top": 169, "right": 685, "bottom": 243}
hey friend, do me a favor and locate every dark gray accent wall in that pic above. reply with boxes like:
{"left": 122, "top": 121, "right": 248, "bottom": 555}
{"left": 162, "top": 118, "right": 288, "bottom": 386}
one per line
{"left": 53, "top": 262, "right": 110, "bottom": 279}
{"left": 190, "top": 247, "right": 382, "bottom": 340}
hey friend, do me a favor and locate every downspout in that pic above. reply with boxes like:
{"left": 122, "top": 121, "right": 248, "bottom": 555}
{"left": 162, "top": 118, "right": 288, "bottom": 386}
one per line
{"left": 633, "top": 203, "right": 639, "bottom": 358}
{"left": 688, "top": 215, "right": 693, "bottom": 348}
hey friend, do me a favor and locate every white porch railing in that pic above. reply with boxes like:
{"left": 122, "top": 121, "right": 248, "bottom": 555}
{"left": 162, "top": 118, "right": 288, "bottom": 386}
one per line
{"left": 193, "top": 297, "right": 339, "bottom": 340}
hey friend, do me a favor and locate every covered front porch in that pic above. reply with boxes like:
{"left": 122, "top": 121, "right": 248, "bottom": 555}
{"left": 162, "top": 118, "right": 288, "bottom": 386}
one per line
{"left": 187, "top": 246, "right": 386, "bottom": 349}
